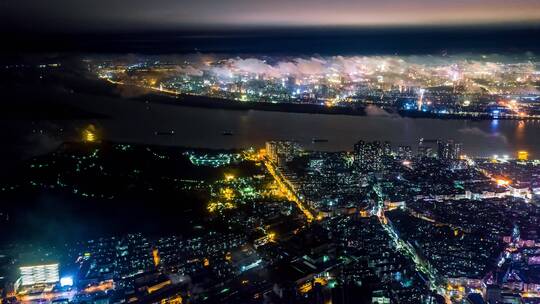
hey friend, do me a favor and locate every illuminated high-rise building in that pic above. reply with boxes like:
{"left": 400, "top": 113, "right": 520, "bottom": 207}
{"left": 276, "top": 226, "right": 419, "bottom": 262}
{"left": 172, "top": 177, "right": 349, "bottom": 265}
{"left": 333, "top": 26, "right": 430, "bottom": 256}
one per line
{"left": 19, "top": 263, "right": 60, "bottom": 286}
{"left": 396, "top": 145, "right": 413, "bottom": 160}
{"left": 518, "top": 151, "right": 529, "bottom": 161}
{"left": 417, "top": 88, "right": 426, "bottom": 110}
{"left": 354, "top": 140, "right": 391, "bottom": 172}
{"left": 265, "top": 141, "right": 302, "bottom": 167}
{"left": 152, "top": 248, "right": 161, "bottom": 267}
{"left": 437, "top": 140, "right": 462, "bottom": 160}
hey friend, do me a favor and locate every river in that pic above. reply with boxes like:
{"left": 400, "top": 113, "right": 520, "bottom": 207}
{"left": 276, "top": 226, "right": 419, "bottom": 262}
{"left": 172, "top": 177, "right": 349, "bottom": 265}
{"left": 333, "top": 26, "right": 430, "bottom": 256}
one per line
{"left": 76, "top": 96, "right": 540, "bottom": 158}
{"left": 5, "top": 95, "right": 540, "bottom": 162}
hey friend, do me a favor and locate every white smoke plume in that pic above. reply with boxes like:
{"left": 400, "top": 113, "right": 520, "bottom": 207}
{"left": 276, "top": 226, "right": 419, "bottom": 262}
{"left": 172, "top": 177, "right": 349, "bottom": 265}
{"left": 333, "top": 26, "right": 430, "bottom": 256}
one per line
{"left": 458, "top": 127, "right": 508, "bottom": 144}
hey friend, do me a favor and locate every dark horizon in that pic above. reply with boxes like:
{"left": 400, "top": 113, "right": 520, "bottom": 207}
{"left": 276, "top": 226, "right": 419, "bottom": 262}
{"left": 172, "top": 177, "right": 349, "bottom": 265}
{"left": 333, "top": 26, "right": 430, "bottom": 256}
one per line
{"left": 4, "top": 24, "right": 540, "bottom": 56}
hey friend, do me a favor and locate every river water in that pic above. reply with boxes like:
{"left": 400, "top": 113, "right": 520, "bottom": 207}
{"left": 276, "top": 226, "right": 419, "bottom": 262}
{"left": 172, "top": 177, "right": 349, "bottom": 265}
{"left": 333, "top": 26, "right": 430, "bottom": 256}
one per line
{"left": 68, "top": 96, "right": 540, "bottom": 158}
{"left": 5, "top": 95, "right": 540, "bottom": 163}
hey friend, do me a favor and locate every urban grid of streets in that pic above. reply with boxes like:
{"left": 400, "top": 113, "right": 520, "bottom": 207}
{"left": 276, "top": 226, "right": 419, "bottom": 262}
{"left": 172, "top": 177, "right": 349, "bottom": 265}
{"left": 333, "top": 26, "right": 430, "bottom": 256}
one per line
{"left": 2, "top": 133, "right": 540, "bottom": 303}
{"left": 265, "top": 153, "right": 450, "bottom": 300}
{"left": 265, "top": 149, "right": 534, "bottom": 303}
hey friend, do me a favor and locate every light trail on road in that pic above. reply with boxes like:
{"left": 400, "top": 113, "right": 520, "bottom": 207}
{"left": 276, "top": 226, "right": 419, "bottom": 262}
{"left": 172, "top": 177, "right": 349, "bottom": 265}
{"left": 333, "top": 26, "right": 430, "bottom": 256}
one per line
{"left": 263, "top": 158, "right": 314, "bottom": 222}
{"left": 371, "top": 183, "right": 450, "bottom": 302}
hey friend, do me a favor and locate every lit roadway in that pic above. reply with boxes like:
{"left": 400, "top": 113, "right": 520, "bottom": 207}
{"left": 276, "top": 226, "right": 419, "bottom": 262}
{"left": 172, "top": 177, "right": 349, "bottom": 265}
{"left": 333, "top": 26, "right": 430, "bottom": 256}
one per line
{"left": 17, "top": 280, "right": 114, "bottom": 303}
{"left": 263, "top": 157, "right": 315, "bottom": 222}
{"left": 104, "top": 78, "right": 180, "bottom": 95}
{"left": 371, "top": 183, "right": 449, "bottom": 301}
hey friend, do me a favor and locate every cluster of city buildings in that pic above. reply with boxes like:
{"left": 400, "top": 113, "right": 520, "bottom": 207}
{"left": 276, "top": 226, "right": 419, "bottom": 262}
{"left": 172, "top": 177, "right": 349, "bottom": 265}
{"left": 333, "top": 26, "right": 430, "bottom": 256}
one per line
{"left": 264, "top": 138, "right": 540, "bottom": 303}
{"left": 1, "top": 136, "right": 540, "bottom": 304}
{"left": 93, "top": 55, "right": 540, "bottom": 119}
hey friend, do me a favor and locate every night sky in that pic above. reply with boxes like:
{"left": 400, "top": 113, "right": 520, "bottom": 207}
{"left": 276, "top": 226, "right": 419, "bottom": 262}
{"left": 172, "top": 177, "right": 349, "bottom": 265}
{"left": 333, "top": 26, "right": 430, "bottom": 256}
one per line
{"left": 2, "top": 0, "right": 540, "bottom": 32}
